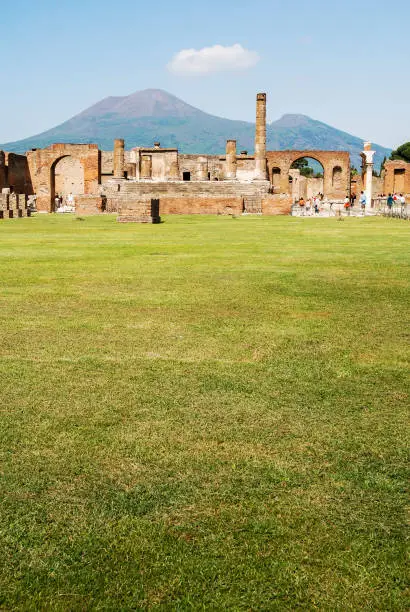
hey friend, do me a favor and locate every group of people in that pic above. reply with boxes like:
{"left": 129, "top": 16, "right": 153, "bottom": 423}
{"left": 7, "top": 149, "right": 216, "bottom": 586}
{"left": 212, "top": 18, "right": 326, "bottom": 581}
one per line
{"left": 297, "top": 190, "right": 407, "bottom": 216}
{"left": 54, "top": 192, "right": 75, "bottom": 211}
{"left": 297, "top": 194, "right": 324, "bottom": 215}
{"left": 384, "top": 193, "right": 406, "bottom": 208}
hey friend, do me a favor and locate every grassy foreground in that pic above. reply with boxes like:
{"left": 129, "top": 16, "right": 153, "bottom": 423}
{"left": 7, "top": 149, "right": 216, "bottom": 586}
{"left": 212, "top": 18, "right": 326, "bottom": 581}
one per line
{"left": 0, "top": 214, "right": 408, "bottom": 610}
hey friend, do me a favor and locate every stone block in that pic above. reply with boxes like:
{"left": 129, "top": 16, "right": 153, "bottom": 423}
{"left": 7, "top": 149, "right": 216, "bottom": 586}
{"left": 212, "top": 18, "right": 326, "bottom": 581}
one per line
{"left": 117, "top": 198, "right": 161, "bottom": 223}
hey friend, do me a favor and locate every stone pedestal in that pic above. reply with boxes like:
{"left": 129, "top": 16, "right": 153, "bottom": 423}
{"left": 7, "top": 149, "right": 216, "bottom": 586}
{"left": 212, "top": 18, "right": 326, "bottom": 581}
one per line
{"left": 117, "top": 197, "right": 161, "bottom": 223}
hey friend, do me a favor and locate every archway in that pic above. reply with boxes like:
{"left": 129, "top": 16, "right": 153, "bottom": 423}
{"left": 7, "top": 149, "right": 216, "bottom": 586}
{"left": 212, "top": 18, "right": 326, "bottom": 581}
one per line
{"left": 289, "top": 157, "right": 324, "bottom": 201}
{"left": 51, "top": 156, "right": 84, "bottom": 210}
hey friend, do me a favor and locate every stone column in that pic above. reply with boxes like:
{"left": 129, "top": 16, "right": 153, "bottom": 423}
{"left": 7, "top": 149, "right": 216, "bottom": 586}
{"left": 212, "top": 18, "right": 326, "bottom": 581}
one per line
{"left": 254, "top": 93, "right": 267, "bottom": 180}
{"left": 225, "top": 140, "right": 237, "bottom": 179}
{"left": 362, "top": 141, "right": 375, "bottom": 212}
{"left": 0, "top": 151, "right": 6, "bottom": 190}
{"left": 198, "top": 157, "right": 208, "bottom": 181}
{"left": 140, "top": 155, "right": 152, "bottom": 180}
{"left": 113, "top": 139, "right": 125, "bottom": 179}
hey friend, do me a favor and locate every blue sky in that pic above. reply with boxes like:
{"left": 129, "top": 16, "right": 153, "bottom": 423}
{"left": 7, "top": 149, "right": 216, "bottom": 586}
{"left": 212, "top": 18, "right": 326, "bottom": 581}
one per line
{"left": 1, "top": 0, "right": 408, "bottom": 148}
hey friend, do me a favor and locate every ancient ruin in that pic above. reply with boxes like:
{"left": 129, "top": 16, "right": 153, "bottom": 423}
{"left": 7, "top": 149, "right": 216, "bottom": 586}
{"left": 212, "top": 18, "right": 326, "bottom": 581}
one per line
{"left": 0, "top": 92, "right": 407, "bottom": 220}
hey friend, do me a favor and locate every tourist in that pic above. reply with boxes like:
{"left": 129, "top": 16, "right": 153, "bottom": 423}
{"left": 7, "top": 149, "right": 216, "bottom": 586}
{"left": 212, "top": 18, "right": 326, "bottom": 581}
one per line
{"left": 299, "top": 197, "right": 305, "bottom": 215}
{"left": 344, "top": 195, "right": 350, "bottom": 215}
{"left": 359, "top": 191, "right": 366, "bottom": 213}
{"left": 387, "top": 193, "right": 394, "bottom": 214}
{"left": 54, "top": 194, "right": 60, "bottom": 211}
{"left": 314, "top": 200, "right": 319, "bottom": 215}
{"left": 399, "top": 193, "right": 406, "bottom": 207}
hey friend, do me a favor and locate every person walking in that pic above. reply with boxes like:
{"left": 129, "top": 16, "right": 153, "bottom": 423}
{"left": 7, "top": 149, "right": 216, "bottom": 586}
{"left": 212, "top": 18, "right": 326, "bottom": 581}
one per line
{"left": 359, "top": 191, "right": 366, "bottom": 214}
{"left": 299, "top": 197, "right": 306, "bottom": 216}
{"left": 344, "top": 195, "right": 350, "bottom": 215}
{"left": 387, "top": 193, "right": 394, "bottom": 215}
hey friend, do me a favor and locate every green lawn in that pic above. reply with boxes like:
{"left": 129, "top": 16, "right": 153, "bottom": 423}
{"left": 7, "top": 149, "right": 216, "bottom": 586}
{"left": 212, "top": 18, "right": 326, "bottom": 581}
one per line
{"left": 0, "top": 214, "right": 408, "bottom": 610}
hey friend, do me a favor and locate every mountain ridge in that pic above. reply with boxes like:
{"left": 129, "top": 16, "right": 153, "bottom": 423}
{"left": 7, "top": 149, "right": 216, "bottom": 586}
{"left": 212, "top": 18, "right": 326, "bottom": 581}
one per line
{"left": 0, "top": 89, "right": 390, "bottom": 169}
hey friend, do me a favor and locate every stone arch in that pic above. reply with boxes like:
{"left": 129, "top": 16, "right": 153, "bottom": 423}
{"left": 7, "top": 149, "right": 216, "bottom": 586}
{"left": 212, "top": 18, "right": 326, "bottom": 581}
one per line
{"left": 266, "top": 150, "right": 350, "bottom": 199}
{"left": 289, "top": 156, "right": 324, "bottom": 201}
{"left": 51, "top": 156, "right": 84, "bottom": 208}
{"left": 26, "top": 144, "right": 100, "bottom": 212}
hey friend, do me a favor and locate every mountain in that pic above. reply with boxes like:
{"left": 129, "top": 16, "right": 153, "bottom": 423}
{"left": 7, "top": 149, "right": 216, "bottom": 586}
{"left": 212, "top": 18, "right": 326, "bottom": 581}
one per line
{"left": 0, "top": 89, "right": 390, "bottom": 169}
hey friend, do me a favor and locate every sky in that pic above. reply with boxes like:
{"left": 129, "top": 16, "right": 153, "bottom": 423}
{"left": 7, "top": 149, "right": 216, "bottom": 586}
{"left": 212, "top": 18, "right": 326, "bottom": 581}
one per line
{"left": 0, "top": 0, "right": 408, "bottom": 148}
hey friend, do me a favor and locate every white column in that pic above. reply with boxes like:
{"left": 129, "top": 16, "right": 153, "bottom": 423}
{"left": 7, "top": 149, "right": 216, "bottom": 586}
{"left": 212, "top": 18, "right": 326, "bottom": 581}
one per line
{"left": 362, "top": 142, "right": 375, "bottom": 212}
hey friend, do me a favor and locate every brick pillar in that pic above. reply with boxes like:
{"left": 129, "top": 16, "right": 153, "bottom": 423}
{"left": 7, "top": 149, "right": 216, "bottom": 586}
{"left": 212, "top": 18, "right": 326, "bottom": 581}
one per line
{"left": 198, "top": 157, "right": 208, "bottom": 180}
{"left": 225, "top": 140, "right": 237, "bottom": 179}
{"left": 254, "top": 93, "right": 267, "bottom": 180}
{"left": 140, "top": 155, "right": 152, "bottom": 179}
{"left": 113, "top": 139, "right": 125, "bottom": 179}
{"left": 169, "top": 160, "right": 180, "bottom": 180}
{"left": 0, "top": 151, "right": 6, "bottom": 190}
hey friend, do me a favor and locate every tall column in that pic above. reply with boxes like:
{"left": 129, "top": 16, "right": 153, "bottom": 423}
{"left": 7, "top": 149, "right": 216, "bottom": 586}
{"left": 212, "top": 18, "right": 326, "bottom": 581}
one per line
{"left": 225, "top": 140, "right": 237, "bottom": 179}
{"left": 254, "top": 93, "right": 267, "bottom": 180}
{"left": 113, "top": 139, "right": 125, "bottom": 179}
{"left": 362, "top": 141, "right": 375, "bottom": 212}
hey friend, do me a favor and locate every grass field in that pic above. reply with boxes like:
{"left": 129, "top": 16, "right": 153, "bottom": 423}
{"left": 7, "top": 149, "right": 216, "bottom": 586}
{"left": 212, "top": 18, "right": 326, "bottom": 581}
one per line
{"left": 0, "top": 214, "right": 408, "bottom": 610}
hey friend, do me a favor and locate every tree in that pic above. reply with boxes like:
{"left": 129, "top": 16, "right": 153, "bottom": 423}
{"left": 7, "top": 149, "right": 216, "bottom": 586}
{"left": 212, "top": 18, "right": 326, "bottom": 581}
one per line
{"left": 390, "top": 142, "right": 410, "bottom": 163}
{"left": 291, "top": 158, "right": 314, "bottom": 178}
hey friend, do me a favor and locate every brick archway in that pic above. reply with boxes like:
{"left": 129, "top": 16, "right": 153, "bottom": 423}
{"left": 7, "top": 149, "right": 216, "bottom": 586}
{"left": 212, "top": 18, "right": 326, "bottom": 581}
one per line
{"left": 27, "top": 144, "right": 100, "bottom": 212}
{"left": 266, "top": 150, "right": 350, "bottom": 200}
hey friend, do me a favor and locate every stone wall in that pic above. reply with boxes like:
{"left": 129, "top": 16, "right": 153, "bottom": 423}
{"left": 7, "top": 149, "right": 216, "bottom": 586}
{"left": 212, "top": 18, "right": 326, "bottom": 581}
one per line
{"left": 104, "top": 179, "right": 270, "bottom": 215}
{"left": 262, "top": 194, "right": 293, "bottom": 215}
{"left": 0, "top": 193, "right": 30, "bottom": 218}
{"left": 384, "top": 160, "right": 410, "bottom": 197}
{"left": 54, "top": 156, "right": 84, "bottom": 196}
{"left": 75, "top": 195, "right": 105, "bottom": 215}
{"left": 0, "top": 152, "right": 32, "bottom": 194}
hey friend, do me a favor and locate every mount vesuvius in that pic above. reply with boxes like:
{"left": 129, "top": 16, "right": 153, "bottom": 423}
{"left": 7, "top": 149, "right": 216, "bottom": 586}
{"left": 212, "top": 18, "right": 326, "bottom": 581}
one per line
{"left": 1, "top": 89, "right": 390, "bottom": 169}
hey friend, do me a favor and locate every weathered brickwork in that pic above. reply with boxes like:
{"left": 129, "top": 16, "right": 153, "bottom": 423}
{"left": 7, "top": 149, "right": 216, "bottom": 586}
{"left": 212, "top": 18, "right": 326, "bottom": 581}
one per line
{"left": 384, "top": 160, "right": 410, "bottom": 196}
{"left": 0, "top": 193, "right": 30, "bottom": 218}
{"left": 117, "top": 198, "right": 161, "bottom": 223}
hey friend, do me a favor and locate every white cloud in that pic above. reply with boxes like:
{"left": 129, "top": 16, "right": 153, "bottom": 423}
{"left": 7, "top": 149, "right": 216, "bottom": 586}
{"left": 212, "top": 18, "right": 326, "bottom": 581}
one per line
{"left": 167, "top": 44, "right": 260, "bottom": 76}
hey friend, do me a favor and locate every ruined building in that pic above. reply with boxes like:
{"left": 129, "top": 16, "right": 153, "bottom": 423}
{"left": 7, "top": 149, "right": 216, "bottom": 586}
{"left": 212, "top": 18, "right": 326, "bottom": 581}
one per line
{"left": 0, "top": 93, "right": 361, "bottom": 216}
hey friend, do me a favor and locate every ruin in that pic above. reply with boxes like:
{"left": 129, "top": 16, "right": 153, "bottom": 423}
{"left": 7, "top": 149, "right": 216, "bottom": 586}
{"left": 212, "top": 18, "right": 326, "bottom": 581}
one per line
{"left": 2, "top": 92, "right": 404, "bottom": 220}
